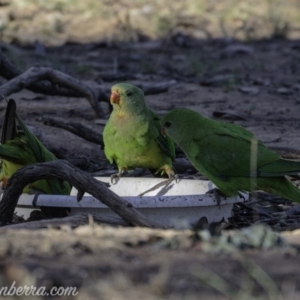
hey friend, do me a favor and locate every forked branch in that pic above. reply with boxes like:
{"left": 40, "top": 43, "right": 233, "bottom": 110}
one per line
{"left": 0, "top": 160, "right": 162, "bottom": 228}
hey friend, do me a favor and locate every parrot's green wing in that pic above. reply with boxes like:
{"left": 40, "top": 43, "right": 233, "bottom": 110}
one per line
{"left": 15, "top": 112, "right": 56, "bottom": 163}
{"left": 149, "top": 110, "right": 175, "bottom": 160}
{"left": 0, "top": 139, "right": 35, "bottom": 164}
{"left": 102, "top": 119, "right": 114, "bottom": 165}
{"left": 15, "top": 113, "right": 69, "bottom": 194}
{"left": 191, "top": 128, "right": 283, "bottom": 179}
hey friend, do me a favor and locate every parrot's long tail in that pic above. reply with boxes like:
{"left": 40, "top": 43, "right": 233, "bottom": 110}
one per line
{"left": 259, "top": 158, "right": 300, "bottom": 177}
{"left": 258, "top": 177, "right": 300, "bottom": 203}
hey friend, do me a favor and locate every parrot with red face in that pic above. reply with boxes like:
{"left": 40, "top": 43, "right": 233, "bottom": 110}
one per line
{"left": 103, "top": 83, "right": 176, "bottom": 182}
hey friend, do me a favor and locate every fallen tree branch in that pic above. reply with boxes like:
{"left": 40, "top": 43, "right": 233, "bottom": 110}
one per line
{"left": 0, "top": 213, "right": 128, "bottom": 230}
{"left": 42, "top": 116, "right": 104, "bottom": 147}
{"left": 0, "top": 47, "right": 105, "bottom": 99}
{"left": 0, "top": 160, "right": 162, "bottom": 228}
{"left": 0, "top": 65, "right": 107, "bottom": 117}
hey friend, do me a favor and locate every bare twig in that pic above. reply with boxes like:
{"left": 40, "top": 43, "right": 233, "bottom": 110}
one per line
{"left": 0, "top": 160, "right": 162, "bottom": 228}
{"left": 0, "top": 65, "right": 107, "bottom": 117}
{"left": 42, "top": 116, "right": 104, "bottom": 147}
{"left": 0, "top": 214, "right": 128, "bottom": 230}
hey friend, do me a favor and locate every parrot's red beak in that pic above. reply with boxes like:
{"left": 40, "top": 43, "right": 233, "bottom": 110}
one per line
{"left": 110, "top": 91, "right": 120, "bottom": 105}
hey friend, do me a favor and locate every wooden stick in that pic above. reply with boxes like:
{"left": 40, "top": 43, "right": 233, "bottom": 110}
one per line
{"left": 42, "top": 116, "right": 104, "bottom": 147}
{"left": 0, "top": 160, "right": 162, "bottom": 228}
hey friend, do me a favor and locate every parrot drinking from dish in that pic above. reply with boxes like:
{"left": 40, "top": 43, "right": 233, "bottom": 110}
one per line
{"left": 161, "top": 108, "right": 300, "bottom": 202}
{"left": 0, "top": 99, "right": 71, "bottom": 195}
{"left": 103, "top": 83, "right": 176, "bottom": 183}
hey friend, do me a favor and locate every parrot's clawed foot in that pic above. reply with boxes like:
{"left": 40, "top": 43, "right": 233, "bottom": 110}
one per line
{"left": 140, "top": 167, "right": 178, "bottom": 196}
{"left": 110, "top": 173, "right": 121, "bottom": 184}
{"left": 172, "top": 173, "right": 179, "bottom": 183}
{"left": 167, "top": 167, "right": 178, "bottom": 180}
{"left": 167, "top": 172, "right": 179, "bottom": 183}
{"left": 206, "top": 188, "right": 224, "bottom": 206}
{"left": 155, "top": 165, "right": 178, "bottom": 180}
{"left": 110, "top": 168, "right": 127, "bottom": 184}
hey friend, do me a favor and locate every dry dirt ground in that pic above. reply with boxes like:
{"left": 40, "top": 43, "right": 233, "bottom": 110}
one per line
{"left": 1, "top": 5, "right": 300, "bottom": 298}
{"left": 0, "top": 224, "right": 300, "bottom": 300}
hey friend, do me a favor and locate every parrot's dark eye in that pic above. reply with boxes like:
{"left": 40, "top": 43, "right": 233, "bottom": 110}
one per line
{"left": 126, "top": 90, "right": 133, "bottom": 97}
{"left": 164, "top": 121, "right": 171, "bottom": 128}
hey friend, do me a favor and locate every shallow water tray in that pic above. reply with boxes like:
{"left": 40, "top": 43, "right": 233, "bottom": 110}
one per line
{"left": 15, "top": 177, "right": 248, "bottom": 227}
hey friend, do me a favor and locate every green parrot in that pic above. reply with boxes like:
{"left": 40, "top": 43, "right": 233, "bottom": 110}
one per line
{"left": 103, "top": 83, "right": 176, "bottom": 182}
{"left": 0, "top": 99, "right": 71, "bottom": 195}
{"left": 161, "top": 108, "right": 300, "bottom": 202}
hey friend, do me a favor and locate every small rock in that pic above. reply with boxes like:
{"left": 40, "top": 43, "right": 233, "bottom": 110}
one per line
{"left": 277, "top": 87, "right": 293, "bottom": 95}
{"left": 238, "top": 86, "right": 259, "bottom": 95}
